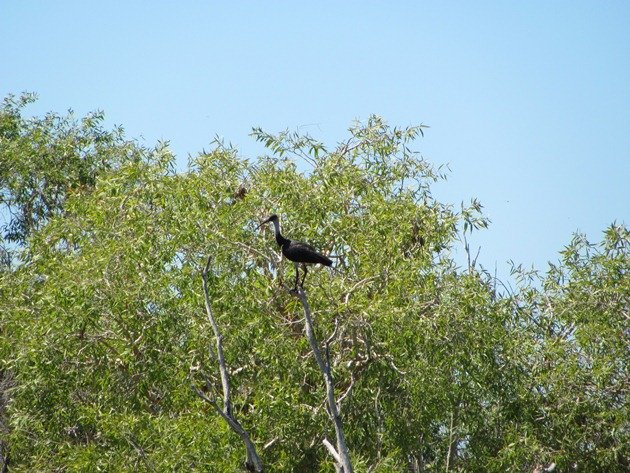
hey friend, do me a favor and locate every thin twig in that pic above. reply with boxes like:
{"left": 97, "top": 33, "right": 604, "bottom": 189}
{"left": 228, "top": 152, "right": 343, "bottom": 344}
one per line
{"left": 471, "top": 246, "right": 481, "bottom": 269}
{"left": 325, "top": 317, "right": 340, "bottom": 347}
{"left": 336, "top": 373, "right": 355, "bottom": 410}
{"left": 445, "top": 408, "right": 458, "bottom": 472}
{"left": 215, "top": 231, "right": 277, "bottom": 265}
{"left": 343, "top": 276, "right": 377, "bottom": 305}
{"left": 324, "top": 318, "right": 340, "bottom": 374}
{"left": 263, "top": 437, "right": 279, "bottom": 450}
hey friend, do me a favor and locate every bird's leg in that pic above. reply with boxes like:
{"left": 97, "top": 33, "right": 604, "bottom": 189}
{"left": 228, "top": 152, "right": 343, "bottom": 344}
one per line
{"left": 300, "top": 263, "right": 308, "bottom": 287}
{"left": 293, "top": 262, "right": 300, "bottom": 290}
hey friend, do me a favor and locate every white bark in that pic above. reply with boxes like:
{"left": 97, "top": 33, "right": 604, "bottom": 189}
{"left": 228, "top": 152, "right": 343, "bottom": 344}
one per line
{"left": 294, "top": 287, "right": 354, "bottom": 473}
{"left": 197, "top": 256, "right": 264, "bottom": 473}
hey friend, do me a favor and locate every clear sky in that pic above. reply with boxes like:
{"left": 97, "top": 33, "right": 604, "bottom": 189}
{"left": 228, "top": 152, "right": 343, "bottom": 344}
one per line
{"left": 2, "top": 1, "right": 629, "bottom": 281}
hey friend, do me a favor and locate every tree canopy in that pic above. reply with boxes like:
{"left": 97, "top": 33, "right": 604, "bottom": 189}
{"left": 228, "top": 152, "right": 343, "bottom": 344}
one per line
{"left": 1, "top": 94, "right": 627, "bottom": 471}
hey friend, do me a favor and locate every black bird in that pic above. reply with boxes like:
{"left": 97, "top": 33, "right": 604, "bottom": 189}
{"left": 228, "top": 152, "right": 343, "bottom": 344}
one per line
{"left": 258, "top": 214, "right": 332, "bottom": 289}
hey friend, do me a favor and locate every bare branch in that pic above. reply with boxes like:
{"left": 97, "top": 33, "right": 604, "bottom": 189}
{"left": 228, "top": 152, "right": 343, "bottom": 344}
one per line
{"left": 293, "top": 287, "right": 354, "bottom": 473}
{"left": 323, "top": 437, "right": 343, "bottom": 465}
{"left": 337, "top": 137, "right": 362, "bottom": 158}
{"left": 263, "top": 437, "right": 279, "bottom": 450}
{"left": 325, "top": 317, "right": 340, "bottom": 347}
{"left": 202, "top": 256, "right": 232, "bottom": 417}
{"left": 384, "top": 354, "right": 407, "bottom": 375}
{"left": 198, "top": 256, "right": 264, "bottom": 473}
{"left": 343, "top": 276, "right": 377, "bottom": 305}
{"left": 445, "top": 408, "right": 458, "bottom": 471}
{"left": 336, "top": 372, "right": 355, "bottom": 410}
{"left": 215, "top": 232, "right": 276, "bottom": 265}
{"left": 471, "top": 245, "right": 481, "bottom": 269}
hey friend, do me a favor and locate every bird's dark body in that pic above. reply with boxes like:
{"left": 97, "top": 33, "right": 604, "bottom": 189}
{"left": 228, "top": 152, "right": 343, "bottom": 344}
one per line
{"left": 260, "top": 214, "right": 332, "bottom": 288}
{"left": 282, "top": 240, "right": 333, "bottom": 266}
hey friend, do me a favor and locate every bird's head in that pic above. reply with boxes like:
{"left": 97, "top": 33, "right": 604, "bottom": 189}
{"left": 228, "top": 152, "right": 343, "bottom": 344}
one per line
{"left": 257, "top": 214, "right": 279, "bottom": 229}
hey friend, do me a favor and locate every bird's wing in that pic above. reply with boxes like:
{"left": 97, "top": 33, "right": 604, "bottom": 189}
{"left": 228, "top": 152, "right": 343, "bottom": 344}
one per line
{"left": 291, "top": 240, "right": 317, "bottom": 252}
{"left": 287, "top": 240, "right": 333, "bottom": 266}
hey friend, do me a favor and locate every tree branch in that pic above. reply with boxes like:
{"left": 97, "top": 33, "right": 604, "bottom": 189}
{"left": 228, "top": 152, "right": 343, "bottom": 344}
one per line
{"left": 336, "top": 372, "right": 355, "bottom": 411}
{"left": 323, "top": 437, "right": 343, "bottom": 466}
{"left": 197, "top": 255, "right": 264, "bottom": 473}
{"left": 202, "top": 256, "right": 232, "bottom": 416}
{"left": 445, "top": 408, "right": 458, "bottom": 471}
{"left": 293, "top": 287, "right": 354, "bottom": 473}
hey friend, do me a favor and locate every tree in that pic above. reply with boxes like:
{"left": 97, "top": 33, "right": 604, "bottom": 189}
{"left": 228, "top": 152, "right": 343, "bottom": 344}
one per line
{"left": 501, "top": 225, "right": 629, "bottom": 471}
{"left": 0, "top": 104, "right": 627, "bottom": 471}
{"left": 0, "top": 93, "right": 144, "bottom": 472}
{"left": 0, "top": 93, "right": 140, "bottom": 264}
{"left": 194, "top": 256, "right": 264, "bottom": 472}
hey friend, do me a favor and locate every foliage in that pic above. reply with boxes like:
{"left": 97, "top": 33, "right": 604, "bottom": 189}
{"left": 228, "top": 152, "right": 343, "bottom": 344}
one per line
{"left": 500, "top": 225, "right": 629, "bottom": 471}
{"left": 0, "top": 99, "right": 627, "bottom": 471}
{"left": 0, "top": 93, "right": 141, "bottom": 265}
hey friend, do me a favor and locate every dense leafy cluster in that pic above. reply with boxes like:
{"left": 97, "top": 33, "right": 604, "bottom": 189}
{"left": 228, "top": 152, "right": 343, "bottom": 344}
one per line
{"left": 0, "top": 93, "right": 141, "bottom": 261}
{"left": 0, "top": 95, "right": 627, "bottom": 471}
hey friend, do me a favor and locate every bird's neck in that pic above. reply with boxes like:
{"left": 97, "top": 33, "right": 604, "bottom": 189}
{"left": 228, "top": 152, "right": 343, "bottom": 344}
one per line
{"left": 271, "top": 220, "right": 289, "bottom": 246}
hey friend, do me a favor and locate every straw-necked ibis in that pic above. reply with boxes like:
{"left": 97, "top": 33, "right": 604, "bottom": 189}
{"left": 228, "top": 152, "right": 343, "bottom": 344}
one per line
{"left": 258, "top": 214, "right": 332, "bottom": 289}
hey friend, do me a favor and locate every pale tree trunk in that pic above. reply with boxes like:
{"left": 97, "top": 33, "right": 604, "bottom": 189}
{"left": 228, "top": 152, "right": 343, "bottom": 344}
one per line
{"left": 194, "top": 256, "right": 264, "bottom": 473}
{"left": 294, "top": 287, "right": 354, "bottom": 473}
{"left": 445, "top": 409, "right": 458, "bottom": 471}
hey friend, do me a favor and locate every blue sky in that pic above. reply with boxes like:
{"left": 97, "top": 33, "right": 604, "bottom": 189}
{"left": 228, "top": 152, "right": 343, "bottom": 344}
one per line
{"left": 2, "top": 1, "right": 629, "bottom": 281}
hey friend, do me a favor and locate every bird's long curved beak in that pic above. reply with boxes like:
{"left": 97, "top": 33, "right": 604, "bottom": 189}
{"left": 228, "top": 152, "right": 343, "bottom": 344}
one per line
{"left": 256, "top": 217, "right": 272, "bottom": 230}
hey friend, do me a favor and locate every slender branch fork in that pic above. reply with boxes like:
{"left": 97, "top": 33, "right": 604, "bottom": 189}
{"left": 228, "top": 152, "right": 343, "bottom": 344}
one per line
{"left": 293, "top": 287, "right": 354, "bottom": 473}
{"left": 195, "top": 256, "right": 264, "bottom": 473}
